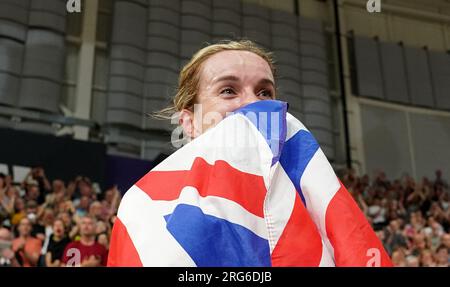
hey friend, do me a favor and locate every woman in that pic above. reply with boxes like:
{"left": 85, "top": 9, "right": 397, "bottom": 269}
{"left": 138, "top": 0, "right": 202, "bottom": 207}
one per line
{"left": 109, "top": 40, "right": 391, "bottom": 267}
{"left": 45, "top": 219, "right": 71, "bottom": 267}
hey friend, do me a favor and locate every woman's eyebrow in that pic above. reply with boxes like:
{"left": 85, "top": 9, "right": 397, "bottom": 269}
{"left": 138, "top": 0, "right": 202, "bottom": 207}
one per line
{"left": 212, "top": 76, "right": 275, "bottom": 88}
{"left": 258, "top": 78, "right": 275, "bottom": 87}
{"left": 212, "top": 75, "right": 240, "bottom": 84}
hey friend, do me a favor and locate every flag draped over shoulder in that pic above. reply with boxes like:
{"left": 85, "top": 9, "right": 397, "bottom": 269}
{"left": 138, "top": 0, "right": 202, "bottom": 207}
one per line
{"left": 108, "top": 100, "right": 392, "bottom": 267}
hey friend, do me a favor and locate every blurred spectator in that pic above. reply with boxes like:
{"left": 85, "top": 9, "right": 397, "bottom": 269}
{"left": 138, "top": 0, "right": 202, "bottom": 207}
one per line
{"left": 384, "top": 219, "right": 407, "bottom": 254}
{"left": 75, "top": 196, "right": 91, "bottom": 218}
{"left": 0, "top": 227, "right": 19, "bottom": 267}
{"left": 0, "top": 185, "right": 16, "bottom": 222}
{"left": 11, "top": 198, "right": 26, "bottom": 226}
{"left": 61, "top": 216, "right": 108, "bottom": 267}
{"left": 24, "top": 200, "right": 45, "bottom": 241}
{"left": 419, "top": 249, "right": 436, "bottom": 267}
{"left": 435, "top": 244, "right": 449, "bottom": 267}
{"left": 391, "top": 248, "right": 407, "bottom": 267}
{"left": 442, "top": 233, "right": 450, "bottom": 249}
{"left": 434, "top": 170, "right": 448, "bottom": 189}
{"left": 44, "top": 219, "right": 70, "bottom": 267}
{"left": 405, "top": 255, "right": 420, "bottom": 267}
{"left": 11, "top": 217, "right": 42, "bottom": 267}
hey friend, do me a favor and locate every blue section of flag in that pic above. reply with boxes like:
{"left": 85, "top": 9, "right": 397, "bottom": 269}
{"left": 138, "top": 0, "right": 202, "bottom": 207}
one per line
{"left": 233, "top": 100, "right": 287, "bottom": 165}
{"left": 279, "top": 130, "right": 320, "bottom": 206}
{"left": 164, "top": 204, "right": 271, "bottom": 267}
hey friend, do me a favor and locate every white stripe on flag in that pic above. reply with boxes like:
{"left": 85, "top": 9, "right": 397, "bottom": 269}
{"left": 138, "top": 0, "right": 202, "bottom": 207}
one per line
{"left": 319, "top": 238, "right": 336, "bottom": 266}
{"left": 264, "top": 163, "right": 296, "bottom": 253}
{"left": 286, "top": 112, "right": 309, "bottom": 141}
{"left": 117, "top": 185, "right": 196, "bottom": 266}
{"left": 153, "top": 114, "right": 274, "bottom": 190}
{"left": 299, "top": 149, "right": 341, "bottom": 261}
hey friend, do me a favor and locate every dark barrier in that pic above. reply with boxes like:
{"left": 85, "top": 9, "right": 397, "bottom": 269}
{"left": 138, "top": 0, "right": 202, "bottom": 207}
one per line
{"left": 0, "top": 128, "right": 106, "bottom": 188}
{"left": 105, "top": 154, "right": 154, "bottom": 195}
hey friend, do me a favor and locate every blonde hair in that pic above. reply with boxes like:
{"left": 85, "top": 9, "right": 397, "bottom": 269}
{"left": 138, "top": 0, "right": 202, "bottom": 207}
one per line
{"left": 153, "top": 39, "right": 276, "bottom": 119}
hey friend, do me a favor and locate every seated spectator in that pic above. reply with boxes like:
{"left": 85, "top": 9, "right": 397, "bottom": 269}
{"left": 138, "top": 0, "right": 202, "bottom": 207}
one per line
{"left": 61, "top": 216, "right": 108, "bottom": 267}
{"left": 44, "top": 179, "right": 66, "bottom": 210}
{"left": 75, "top": 196, "right": 90, "bottom": 218}
{"left": 419, "top": 249, "right": 436, "bottom": 267}
{"left": 73, "top": 177, "right": 95, "bottom": 206}
{"left": 391, "top": 248, "right": 406, "bottom": 267}
{"left": 442, "top": 233, "right": 450, "bottom": 249}
{"left": 24, "top": 182, "right": 42, "bottom": 205}
{"left": 405, "top": 255, "right": 420, "bottom": 267}
{"left": 100, "top": 187, "right": 121, "bottom": 222}
{"left": 57, "top": 212, "right": 74, "bottom": 235}
{"left": 0, "top": 227, "right": 19, "bottom": 267}
{"left": 24, "top": 200, "right": 45, "bottom": 241}
{"left": 0, "top": 186, "right": 16, "bottom": 222}
{"left": 37, "top": 208, "right": 56, "bottom": 266}
{"left": 89, "top": 201, "right": 103, "bottom": 221}
{"left": 384, "top": 219, "right": 407, "bottom": 254}
{"left": 22, "top": 167, "right": 51, "bottom": 204}
{"left": 434, "top": 170, "right": 448, "bottom": 189}
{"left": 410, "top": 232, "right": 428, "bottom": 256}
{"left": 367, "top": 197, "right": 387, "bottom": 230}
{"left": 11, "top": 198, "right": 26, "bottom": 226}
{"left": 12, "top": 217, "right": 42, "bottom": 267}
{"left": 44, "top": 219, "right": 70, "bottom": 267}
{"left": 434, "top": 244, "right": 449, "bottom": 267}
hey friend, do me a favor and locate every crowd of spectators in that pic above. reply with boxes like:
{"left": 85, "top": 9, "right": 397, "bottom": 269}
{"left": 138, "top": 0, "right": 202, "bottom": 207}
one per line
{"left": 340, "top": 169, "right": 449, "bottom": 267}
{"left": 1, "top": 165, "right": 449, "bottom": 267}
{"left": 0, "top": 167, "right": 120, "bottom": 267}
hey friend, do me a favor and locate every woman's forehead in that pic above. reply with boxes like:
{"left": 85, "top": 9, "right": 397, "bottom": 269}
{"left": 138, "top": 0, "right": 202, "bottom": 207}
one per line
{"left": 200, "top": 50, "right": 274, "bottom": 84}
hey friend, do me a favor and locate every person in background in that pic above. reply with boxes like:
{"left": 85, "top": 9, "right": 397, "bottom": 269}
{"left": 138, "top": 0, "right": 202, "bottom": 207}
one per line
{"left": 44, "top": 219, "right": 70, "bottom": 267}
{"left": 0, "top": 227, "right": 19, "bottom": 267}
{"left": 24, "top": 200, "right": 45, "bottom": 241}
{"left": 405, "top": 255, "right": 420, "bottom": 267}
{"left": 12, "top": 217, "right": 42, "bottom": 267}
{"left": 24, "top": 183, "right": 41, "bottom": 205}
{"left": 391, "top": 248, "right": 406, "bottom": 267}
{"left": 61, "top": 216, "right": 108, "bottom": 267}
{"left": 441, "top": 233, "right": 450, "bottom": 249}
{"left": 22, "top": 167, "right": 51, "bottom": 204}
{"left": 36, "top": 208, "right": 56, "bottom": 266}
{"left": 434, "top": 244, "right": 449, "bottom": 267}
{"left": 419, "top": 249, "right": 436, "bottom": 267}
{"left": 11, "top": 197, "right": 26, "bottom": 227}
{"left": 75, "top": 196, "right": 90, "bottom": 218}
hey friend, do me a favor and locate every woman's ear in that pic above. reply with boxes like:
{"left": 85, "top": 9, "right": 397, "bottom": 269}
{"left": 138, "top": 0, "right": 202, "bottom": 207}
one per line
{"left": 179, "top": 109, "right": 195, "bottom": 139}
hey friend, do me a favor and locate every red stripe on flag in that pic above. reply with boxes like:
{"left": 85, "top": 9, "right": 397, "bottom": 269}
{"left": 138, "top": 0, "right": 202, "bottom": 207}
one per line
{"left": 271, "top": 192, "right": 323, "bottom": 266}
{"left": 107, "top": 218, "right": 143, "bottom": 267}
{"left": 325, "top": 183, "right": 393, "bottom": 267}
{"left": 135, "top": 157, "right": 267, "bottom": 218}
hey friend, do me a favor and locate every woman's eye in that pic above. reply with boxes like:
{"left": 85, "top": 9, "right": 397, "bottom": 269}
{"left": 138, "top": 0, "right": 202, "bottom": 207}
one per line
{"left": 259, "top": 90, "right": 273, "bottom": 98}
{"left": 220, "top": 88, "right": 235, "bottom": 96}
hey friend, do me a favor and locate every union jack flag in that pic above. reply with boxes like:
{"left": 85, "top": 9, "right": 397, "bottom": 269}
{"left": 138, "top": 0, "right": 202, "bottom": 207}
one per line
{"left": 108, "top": 100, "right": 392, "bottom": 267}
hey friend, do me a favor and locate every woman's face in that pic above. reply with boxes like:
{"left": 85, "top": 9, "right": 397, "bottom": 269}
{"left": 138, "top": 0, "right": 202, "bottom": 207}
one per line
{"left": 53, "top": 220, "right": 65, "bottom": 237}
{"left": 180, "top": 50, "right": 276, "bottom": 138}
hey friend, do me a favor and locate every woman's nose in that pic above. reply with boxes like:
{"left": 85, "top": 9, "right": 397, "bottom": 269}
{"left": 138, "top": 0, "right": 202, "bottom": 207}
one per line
{"left": 240, "top": 91, "right": 260, "bottom": 107}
